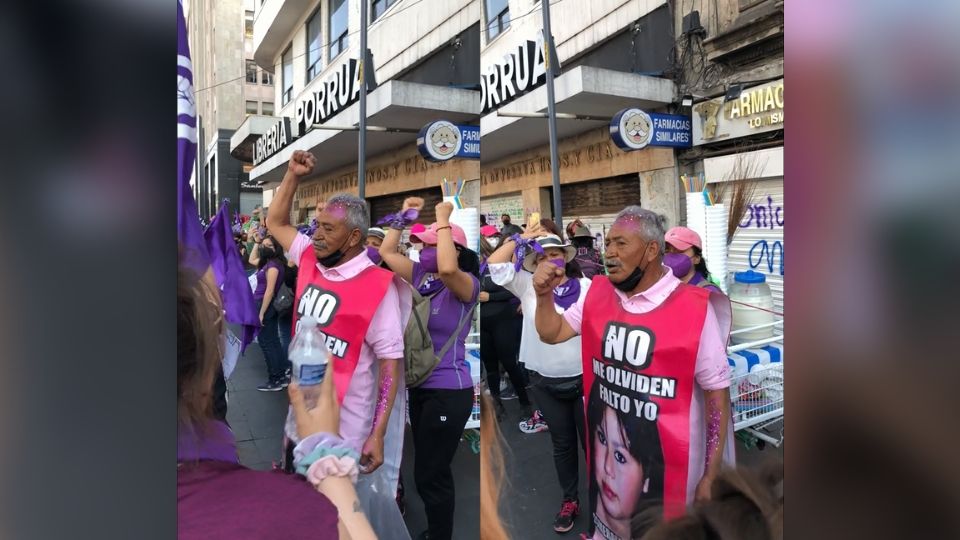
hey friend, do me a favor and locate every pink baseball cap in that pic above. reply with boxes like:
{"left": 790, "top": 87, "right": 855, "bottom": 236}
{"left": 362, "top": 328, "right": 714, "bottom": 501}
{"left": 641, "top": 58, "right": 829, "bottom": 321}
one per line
{"left": 410, "top": 222, "right": 468, "bottom": 247}
{"left": 480, "top": 225, "right": 499, "bottom": 237}
{"left": 665, "top": 226, "right": 702, "bottom": 251}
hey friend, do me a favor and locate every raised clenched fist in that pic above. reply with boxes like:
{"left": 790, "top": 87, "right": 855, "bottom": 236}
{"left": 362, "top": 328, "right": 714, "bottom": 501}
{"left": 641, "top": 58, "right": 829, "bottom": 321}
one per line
{"left": 532, "top": 259, "right": 565, "bottom": 297}
{"left": 435, "top": 201, "right": 454, "bottom": 223}
{"left": 287, "top": 150, "right": 316, "bottom": 177}
{"left": 402, "top": 197, "right": 425, "bottom": 212}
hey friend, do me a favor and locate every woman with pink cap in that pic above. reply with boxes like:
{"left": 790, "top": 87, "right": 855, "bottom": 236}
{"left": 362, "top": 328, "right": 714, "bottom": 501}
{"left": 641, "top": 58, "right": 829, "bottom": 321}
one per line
{"left": 664, "top": 227, "right": 722, "bottom": 294}
{"left": 379, "top": 197, "right": 480, "bottom": 540}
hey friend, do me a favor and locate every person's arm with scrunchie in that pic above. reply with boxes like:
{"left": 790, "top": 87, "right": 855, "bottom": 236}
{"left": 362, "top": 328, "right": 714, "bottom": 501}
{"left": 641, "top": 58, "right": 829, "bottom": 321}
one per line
{"left": 289, "top": 371, "right": 375, "bottom": 540}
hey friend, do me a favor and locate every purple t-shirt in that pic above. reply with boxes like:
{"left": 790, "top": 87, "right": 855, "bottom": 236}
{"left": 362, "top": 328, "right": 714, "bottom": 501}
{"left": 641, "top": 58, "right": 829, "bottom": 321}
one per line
{"left": 411, "top": 262, "right": 479, "bottom": 390}
{"left": 178, "top": 421, "right": 337, "bottom": 539}
{"left": 253, "top": 260, "right": 284, "bottom": 302}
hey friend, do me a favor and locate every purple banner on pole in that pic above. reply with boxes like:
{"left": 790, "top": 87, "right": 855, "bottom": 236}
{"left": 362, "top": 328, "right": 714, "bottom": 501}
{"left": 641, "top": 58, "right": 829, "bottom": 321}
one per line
{"left": 178, "top": 0, "right": 209, "bottom": 276}
{"left": 205, "top": 202, "right": 262, "bottom": 352}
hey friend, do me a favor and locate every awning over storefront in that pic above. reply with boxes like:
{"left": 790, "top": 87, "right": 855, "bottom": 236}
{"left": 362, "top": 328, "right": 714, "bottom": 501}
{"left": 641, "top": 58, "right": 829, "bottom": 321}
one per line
{"left": 229, "top": 115, "right": 283, "bottom": 165}
{"left": 239, "top": 81, "right": 479, "bottom": 185}
{"left": 480, "top": 66, "right": 675, "bottom": 162}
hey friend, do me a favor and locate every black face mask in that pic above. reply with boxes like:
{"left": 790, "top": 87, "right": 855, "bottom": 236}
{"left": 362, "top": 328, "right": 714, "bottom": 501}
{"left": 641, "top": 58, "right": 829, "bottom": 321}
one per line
{"left": 259, "top": 247, "right": 276, "bottom": 259}
{"left": 317, "top": 235, "right": 354, "bottom": 267}
{"left": 611, "top": 245, "right": 652, "bottom": 292}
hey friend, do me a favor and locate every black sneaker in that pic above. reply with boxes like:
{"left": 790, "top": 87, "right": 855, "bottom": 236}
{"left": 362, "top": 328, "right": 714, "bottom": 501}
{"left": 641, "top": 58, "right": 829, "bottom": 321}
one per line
{"left": 553, "top": 499, "right": 580, "bottom": 533}
{"left": 500, "top": 386, "right": 518, "bottom": 400}
{"left": 257, "top": 380, "right": 284, "bottom": 392}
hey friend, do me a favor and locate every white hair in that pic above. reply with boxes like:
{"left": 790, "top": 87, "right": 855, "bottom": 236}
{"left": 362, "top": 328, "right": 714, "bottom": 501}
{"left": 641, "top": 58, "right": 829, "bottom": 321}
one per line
{"left": 326, "top": 193, "right": 370, "bottom": 238}
{"left": 614, "top": 205, "right": 667, "bottom": 253}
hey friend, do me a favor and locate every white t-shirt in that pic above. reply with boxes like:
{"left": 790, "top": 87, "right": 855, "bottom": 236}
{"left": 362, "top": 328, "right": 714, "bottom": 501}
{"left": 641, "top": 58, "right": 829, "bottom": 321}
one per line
{"left": 489, "top": 263, "right": 590, "bottom": 378}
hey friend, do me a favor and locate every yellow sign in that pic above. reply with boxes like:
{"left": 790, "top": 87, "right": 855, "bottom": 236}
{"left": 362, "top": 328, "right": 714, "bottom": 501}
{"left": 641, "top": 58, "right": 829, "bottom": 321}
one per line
{"left": 693, "top": 79, "right": 784, "bottom": 145}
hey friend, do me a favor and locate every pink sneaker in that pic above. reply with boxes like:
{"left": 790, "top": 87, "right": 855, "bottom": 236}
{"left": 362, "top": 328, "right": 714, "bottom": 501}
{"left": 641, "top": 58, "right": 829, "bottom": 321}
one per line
{"left": 518, "top": 409, "right": 549, "bottom": 434}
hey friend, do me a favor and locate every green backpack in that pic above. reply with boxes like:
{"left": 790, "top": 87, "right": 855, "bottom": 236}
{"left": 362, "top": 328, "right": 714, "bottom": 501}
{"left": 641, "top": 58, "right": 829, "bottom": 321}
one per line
{"left": 404, "top": 283, "right": 473, "bottom": 388}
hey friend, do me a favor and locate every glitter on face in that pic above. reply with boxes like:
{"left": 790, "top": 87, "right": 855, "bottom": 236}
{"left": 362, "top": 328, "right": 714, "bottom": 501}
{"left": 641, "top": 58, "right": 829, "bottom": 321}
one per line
{"left": 705, "top": 398, "right": 723, "bottom": 470}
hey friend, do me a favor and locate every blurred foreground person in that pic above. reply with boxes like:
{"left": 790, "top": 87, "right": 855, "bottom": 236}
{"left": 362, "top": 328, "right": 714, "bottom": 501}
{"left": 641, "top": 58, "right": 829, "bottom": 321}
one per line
{"left": 177, "top": 264, "right": 375, "bottom": 540}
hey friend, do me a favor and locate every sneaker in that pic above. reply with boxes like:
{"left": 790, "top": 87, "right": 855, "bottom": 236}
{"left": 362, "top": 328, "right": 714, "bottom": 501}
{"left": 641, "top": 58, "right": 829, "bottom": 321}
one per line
{"left": 519, "top": 409, "right": 548, "bottom": 434}
{"left": 553, "top": 499, "right": 580, "bottom": 533}
{"left": 257, "top": 380, "right": 285, "bottom": 392}
{"left": 500, "top": 386, "right": 518, "bottom": 400}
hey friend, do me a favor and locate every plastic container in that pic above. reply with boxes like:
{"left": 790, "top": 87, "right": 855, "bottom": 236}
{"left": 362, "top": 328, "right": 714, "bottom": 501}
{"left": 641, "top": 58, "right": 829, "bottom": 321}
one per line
{"left": 289, "top": 316, "right": 330, "bottom": 409}
{"left": 729, "top": 270, "right": 775, "bottom": 344}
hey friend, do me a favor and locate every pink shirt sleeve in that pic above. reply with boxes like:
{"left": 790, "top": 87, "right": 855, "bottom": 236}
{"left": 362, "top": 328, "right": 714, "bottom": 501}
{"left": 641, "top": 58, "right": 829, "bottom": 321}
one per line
{"left": 562, "top": 294, "right": 586, "bottom": 335}
{"left": 365, "top": 281, "right": 405, "bottom": 360}
{"left": 287, "top": 233, "right": 311, "bottom": 266}
{"left": 695, "top": 301, "right": 732, "bottom": 391}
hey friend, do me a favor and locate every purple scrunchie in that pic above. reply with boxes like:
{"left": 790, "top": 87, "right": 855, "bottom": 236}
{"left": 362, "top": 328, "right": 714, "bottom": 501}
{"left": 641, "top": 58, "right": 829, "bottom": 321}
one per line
{"left": 377, "top": 208, "right": 420, "bottom": 230}
{"left": 510, "top": 234, "right": 544, "bottom": 272}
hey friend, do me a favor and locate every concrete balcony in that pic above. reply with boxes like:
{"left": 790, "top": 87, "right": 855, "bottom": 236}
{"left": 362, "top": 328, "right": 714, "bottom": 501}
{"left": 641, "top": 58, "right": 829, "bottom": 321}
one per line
{"left": 253, "top": 0, "right": 315, "bottom": 71}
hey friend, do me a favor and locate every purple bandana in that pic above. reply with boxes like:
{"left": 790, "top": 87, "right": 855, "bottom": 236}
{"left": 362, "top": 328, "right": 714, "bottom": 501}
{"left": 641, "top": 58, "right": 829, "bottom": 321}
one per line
{"left": 377, "top": 208, "right": 420, "bottom": 230}
{"left": 512, "top": 234, "right": 545, "bottom": 272}
{"left": 553, "top": 278, "right": 581, "bottom": 310}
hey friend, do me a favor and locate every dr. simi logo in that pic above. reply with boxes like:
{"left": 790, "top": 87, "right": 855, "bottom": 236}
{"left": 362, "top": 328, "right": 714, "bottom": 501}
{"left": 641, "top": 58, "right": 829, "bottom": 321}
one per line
{"left": 417, "top": 120, "right": 462, "bottom": 162}
{"left": 609, "top": 108, "right": 654, "bottom": 150}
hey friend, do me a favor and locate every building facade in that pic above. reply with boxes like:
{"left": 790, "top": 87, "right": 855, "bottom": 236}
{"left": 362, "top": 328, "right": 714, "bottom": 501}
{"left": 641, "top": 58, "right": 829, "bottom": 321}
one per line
{"left": 478, "top": 0, "right": 680, "bottom": 239}
{"left": 187, "top": 0, "right": 269, "bottom": 220}
{"left": 677, "top": 0, "right": 784, "bottom": 311}
{"left": 233, "top": 0, "right": 482, "bottom": 225}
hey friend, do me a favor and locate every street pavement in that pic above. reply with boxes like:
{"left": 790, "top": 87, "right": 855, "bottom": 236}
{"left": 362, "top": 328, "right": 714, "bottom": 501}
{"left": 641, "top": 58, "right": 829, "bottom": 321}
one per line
{"left": 494, "top": 384, "right": 784, "bottom": 540}
{"left": 226, "top": 342, "right": 479, "bottom": 539}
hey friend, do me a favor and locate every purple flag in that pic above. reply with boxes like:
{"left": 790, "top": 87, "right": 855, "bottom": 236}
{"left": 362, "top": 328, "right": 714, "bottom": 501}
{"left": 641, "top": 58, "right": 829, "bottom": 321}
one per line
{"left": 205, "top": 201, "right": 262, "bottom": 352}
{"left": 178, "top": 0, "right": 209, "bottom": 276}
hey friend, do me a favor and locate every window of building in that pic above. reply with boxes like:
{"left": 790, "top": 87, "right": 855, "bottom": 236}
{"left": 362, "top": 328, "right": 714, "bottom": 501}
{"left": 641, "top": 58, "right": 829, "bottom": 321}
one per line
{"left": 329, "top": 0, "right": 349, "bottom": 60}
{"left": 371, "top": 0, "right": 398, "bottom": 22}
{"left": 245, "top": 10, "right": 254, "bottom": 37}
{"left": 246, "top": 101, "right": 258, "bottom": 115}
{"left": 306, "top": 7, "right": 323, "bottom": 81}
{"left": 262, "top": 102, "right": 274, "bottom": 116}
{"left": 485, "top": 0, "right": 510, "bottom": 40}
{"left": 246, "top": 60, "right": 258, "bottom": 83}
{"left": 261, "top": 69, "right": 274, "bottom": 85}
{"left": 282, "top": 46, "right": 294, "bottom": 105}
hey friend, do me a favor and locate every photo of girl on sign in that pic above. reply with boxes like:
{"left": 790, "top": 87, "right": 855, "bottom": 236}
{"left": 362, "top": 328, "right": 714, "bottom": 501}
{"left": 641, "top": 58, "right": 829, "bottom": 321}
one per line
{"left": 587, "top": 379, "right": 665, "bottom": 540}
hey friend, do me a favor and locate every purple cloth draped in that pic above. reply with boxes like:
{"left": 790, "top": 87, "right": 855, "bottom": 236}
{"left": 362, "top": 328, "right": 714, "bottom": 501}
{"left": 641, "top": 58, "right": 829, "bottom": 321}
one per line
{"left": 553, "top": 278, "right": 581, "bottom": 310}
{"left": 511, "top": 234, "right": 544, "bottom": 271}
{"left": 204, "top": 201, "right": 262, "bottom": 351}
{"left": 177, "top": 0, "right": 208, "bottom": 277}
{"left": 377, "top": 208, "right": 419, "bottom": 229}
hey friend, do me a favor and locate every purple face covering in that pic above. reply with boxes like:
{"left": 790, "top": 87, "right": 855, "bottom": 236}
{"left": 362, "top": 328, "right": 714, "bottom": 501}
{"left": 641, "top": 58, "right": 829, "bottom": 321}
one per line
{"left": 549, "top": 257, "right": 567, "bottom": 269}
{"left": 365, "top": 245, "right": 382, "bottom": 265}
{"left": 419, "top": 247, "right": 439, "bottom": 273}
{"left": 663, "top": 252, "right": 693, "bottom": 278}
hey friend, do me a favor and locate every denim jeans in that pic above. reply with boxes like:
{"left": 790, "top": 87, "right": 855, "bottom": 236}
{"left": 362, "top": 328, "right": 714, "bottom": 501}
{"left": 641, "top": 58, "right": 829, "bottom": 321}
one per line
{"left": 257, "top": 305, "right": 286, "bottom": 381}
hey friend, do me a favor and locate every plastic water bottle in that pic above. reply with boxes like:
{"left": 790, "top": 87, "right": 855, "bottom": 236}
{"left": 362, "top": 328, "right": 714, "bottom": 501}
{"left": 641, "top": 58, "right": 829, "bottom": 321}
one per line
{"left": 289, "top": 316, "right": 329, "bottom": 409}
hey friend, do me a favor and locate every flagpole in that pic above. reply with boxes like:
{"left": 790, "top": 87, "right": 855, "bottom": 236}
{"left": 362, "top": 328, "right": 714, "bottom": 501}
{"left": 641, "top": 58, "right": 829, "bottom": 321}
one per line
{"left": 541, "top": 0, "right": 563, "bottom": 230}
{"left": 358, "top": 0, "right": 368, "bottom": 199}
